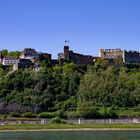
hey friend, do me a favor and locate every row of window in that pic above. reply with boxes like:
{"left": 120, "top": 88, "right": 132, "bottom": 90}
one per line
{"left": 3, "top": 60, "right": 18, "bottom": 62}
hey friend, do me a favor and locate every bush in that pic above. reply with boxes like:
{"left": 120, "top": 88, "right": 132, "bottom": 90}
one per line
{"left": 3, "top": 115, "right": 7, "bottom": 119}
{"left": 10, "top": 112, "right": 21, "bottom": 117}
{"left": 50, "top": 116, "right": 65, "bottom": 124}
{"left": 99, "top": 107, "right": 117, "bottom": 118}
{"left": 22, "top": 112, "right": 36, "bottom": 118}
{"left": 37, "top": 112, "right": 57, "bottom": 118}
{"left": 117, "top": 109, "right": 139, "bottom": 117}
{"left": 57, "top": 109, "right": 64, "bottom": 117}
{"left": 78, "top": 106, "right": 100, "bottom": 118}
{"left": 65, "top": 111, "right": 79, "bottom": 119}
{"left": 37, "top": 112, "right": 48, "bottom": 118}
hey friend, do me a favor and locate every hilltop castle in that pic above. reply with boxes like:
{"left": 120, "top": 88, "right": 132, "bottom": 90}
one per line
{"left": 0, "top": 41, "right": 140, "bottom": 70}
{"left": 99, "top": 48, "right": 140, "bottom": 63}
{"left": 58, "top": 41, "right": 98, "bottom": 65}
{"left": 58, "top": 41, "right": 140, "bottom": 65}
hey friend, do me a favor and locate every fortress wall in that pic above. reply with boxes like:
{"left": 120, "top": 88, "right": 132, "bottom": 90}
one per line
{"left": 123, "top": 51, "right": 140, "bottom": 63}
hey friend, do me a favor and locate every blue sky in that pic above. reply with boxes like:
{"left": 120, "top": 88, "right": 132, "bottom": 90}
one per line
{"left": 0, "top": 0, "right": 140, "bottom": 58}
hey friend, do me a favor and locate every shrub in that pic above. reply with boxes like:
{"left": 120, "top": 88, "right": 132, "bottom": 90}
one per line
{"left": 66, "top": 111, "right": 80, "bottom": 119}
{"left": 22, "top": 112, "right": 36, "bottom": 118}
{"left": 50, "top": 116, "right": 65, "bottom": 124}
{"left": 37, "top": 112, "right": 57, "bottom": 118}
{"left": 57, "top": 109, "right": 64, "bottom": 117}
{"left": 37, "top": 112, "right": 48, "bottom": 118}
{"left": 78, "top": 106, "right": 100, "bottom": 118}
{"left": 99, "top": 107, "right": 117, "bottom": 118}
{"left": 10, "top": 112, "right": 21, "bottom": 117}
{"left": 3, "top": 115, "right": 7, "bottom": 119}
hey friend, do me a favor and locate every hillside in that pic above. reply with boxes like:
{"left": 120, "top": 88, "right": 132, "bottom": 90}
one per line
{"left": 0, "top": 61, "right": 140, "bottom": 118}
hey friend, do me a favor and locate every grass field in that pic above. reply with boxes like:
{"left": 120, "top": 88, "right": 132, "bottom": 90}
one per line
{"left": 0, "top": 123, "right": 140, "bottom": 131}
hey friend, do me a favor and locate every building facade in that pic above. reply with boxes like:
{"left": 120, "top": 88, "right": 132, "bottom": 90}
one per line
{"left": 39, "top": 53, "right": 52, "bottom": 61}
{"left": 99, "top": 48, "right": 140, "bottom": 63}
{"left": 99, "top": 48, "right": 123, "bottom": 59}
{"left": 13, "top": 59, "right": 33, "bottom": 71}
{"left": 18, "top": 59, "right": 33, "bottom": 68}
{"left": 2, "top": 57, "right": 19, "bottom": 65}
{"left": 20, "top": 48, "right": 36, "bottom": 58}
{"left": 20, "top": 48, "right": 39, "bottom": 63}
{"left": 123, "top": 50, "right": 140, "bottom": 63}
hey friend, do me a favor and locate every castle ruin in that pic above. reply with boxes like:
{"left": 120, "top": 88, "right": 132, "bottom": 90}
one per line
{"left": 99, "top": 48, "right": 140, "bottom": 63}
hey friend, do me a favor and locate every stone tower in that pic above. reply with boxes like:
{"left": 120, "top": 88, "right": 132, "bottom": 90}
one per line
{"left": 64, "top": 41, "right": 69, "bottom": 60}
{"left": 99, "top": 49, "right": 105, "bottom": 58}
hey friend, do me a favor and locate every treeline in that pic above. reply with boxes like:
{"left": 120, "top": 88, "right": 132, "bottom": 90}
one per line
{"left": 0, "top": 60, "right": 140, "bottom": 118}
{"left": 0, "top": 49, "right": 21, "bottom": 57}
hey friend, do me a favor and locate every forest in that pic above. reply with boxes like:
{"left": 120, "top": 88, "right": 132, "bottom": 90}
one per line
{"left": 0, "top": 58, "right": 140, "bottom": 119}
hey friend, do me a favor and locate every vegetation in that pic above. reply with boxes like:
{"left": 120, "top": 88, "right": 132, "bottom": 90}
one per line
{"left": 0, "top": 123, "right": 140, "bottom": 130}
{"left": 50, "top": 116, "right": 65, "bottom": 124}
{"left": 0, "top": 58, "right": 139, "bottom": 119}
{"left": 0, "top": 49, "right": 21, "bottom": 57}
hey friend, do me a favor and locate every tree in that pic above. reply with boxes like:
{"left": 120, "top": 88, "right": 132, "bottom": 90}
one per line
{"left": 7, "top": 51, "right": 21, "bottom": 57}
{"left": 1, "top": 49, "right": 8, "bottom": 57}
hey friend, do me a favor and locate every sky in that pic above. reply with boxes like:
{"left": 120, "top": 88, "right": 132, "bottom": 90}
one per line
{"left": 0, "top": 0, "right": 140, "bottom": 58}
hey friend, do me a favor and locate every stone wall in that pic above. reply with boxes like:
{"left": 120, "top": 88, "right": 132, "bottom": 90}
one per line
{"left": 63, "top": 45, "right": 93, "bottom": 65}
{"left": 99, "top": 49, "right": 123, "bottom": 59}
{"left": 100, "top": 49, "right": 140, "bottom": 64}
{"left": 69, "top": 51, "right": 93, "bottom": 64}
{"left": 123, "top": 50, "right": 140, "bottom": 63}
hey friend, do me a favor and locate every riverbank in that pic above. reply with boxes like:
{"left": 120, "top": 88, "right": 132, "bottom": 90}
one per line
{"left": 1, "top": 129, "right": 140, "bottom": 132}
{"left": 0, "top": 123, "right": 140, "bottom": 131}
